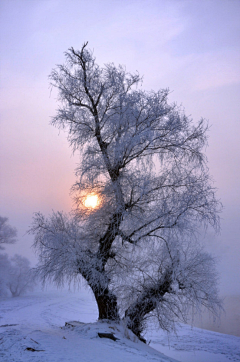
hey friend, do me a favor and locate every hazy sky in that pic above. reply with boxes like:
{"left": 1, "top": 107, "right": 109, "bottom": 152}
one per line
{"left": 0, "top": 0, "right": 239, "bottom": 295}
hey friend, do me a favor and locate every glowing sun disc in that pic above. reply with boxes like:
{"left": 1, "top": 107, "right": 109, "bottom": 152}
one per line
{"left": 84, "top": 194, "right": 98, "bottom": 208}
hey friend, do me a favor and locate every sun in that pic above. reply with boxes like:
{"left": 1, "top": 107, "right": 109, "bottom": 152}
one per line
{"left": 84, "top": 194, "right": 99, "bottom": 209}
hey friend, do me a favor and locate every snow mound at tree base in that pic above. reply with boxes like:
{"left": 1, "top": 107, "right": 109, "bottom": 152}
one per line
{"left": 63, "top": 320, "right": 141, "bottom": 343}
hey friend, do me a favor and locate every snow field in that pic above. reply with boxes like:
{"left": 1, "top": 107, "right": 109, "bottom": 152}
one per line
{"left": 0, "top": 289, "right": 240, "bottom": 362}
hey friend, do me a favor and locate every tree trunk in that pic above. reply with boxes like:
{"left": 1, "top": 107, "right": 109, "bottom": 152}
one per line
{"left": 125, "top": 298, "right": 156, "bottom": 343}
{"left": 125, "top": 269, "right": 173, "bottom": 342}
{"left": 94, "top": 289, "right": 120, "bottom": 321}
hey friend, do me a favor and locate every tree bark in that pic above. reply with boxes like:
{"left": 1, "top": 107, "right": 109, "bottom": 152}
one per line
{"left": 94, "top": 289, "right": 120, "bottom": 321}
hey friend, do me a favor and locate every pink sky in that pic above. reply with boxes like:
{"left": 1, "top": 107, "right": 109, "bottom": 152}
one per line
{"left": 0, "top": 0, "right": 240, "bottom": 295}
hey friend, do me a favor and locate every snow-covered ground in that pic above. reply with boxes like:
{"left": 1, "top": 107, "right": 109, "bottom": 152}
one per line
{"left": 0, "top": 289, "right": 239, "bottom": 362}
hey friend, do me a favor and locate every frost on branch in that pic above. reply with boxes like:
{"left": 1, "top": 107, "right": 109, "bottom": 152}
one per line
{"left": 31, "top": 42, "right": 222, "bottom": 341}
{"left": 113, "top": 237, "right": 221, "bottom": 340}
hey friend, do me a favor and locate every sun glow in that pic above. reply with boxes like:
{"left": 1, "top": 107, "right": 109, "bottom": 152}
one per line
{"left": 84, "top": 194, "right": 99, "bottom": 208}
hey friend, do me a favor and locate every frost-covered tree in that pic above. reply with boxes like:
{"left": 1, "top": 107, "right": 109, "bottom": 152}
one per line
{"left": 30, "top": 43, "right": 222, "bottom": 341}
{"left": 0, "top": 216, "right": 17, "bottom": 250}
{"left": 6, "top": 255, "right": 35, "bottom": 297}
{"left": 0, "top": 254, "right": 35, "bottom": 297}
{"left": 0, "top": 253, "right": 11, "bottom": 296}
{"left": 0, "top": 218, "right": 35, "bottom": 297}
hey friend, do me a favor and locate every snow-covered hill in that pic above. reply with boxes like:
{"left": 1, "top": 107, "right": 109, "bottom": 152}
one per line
{"left": 0, "top": 289, "right": 239, "bottom": 362}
